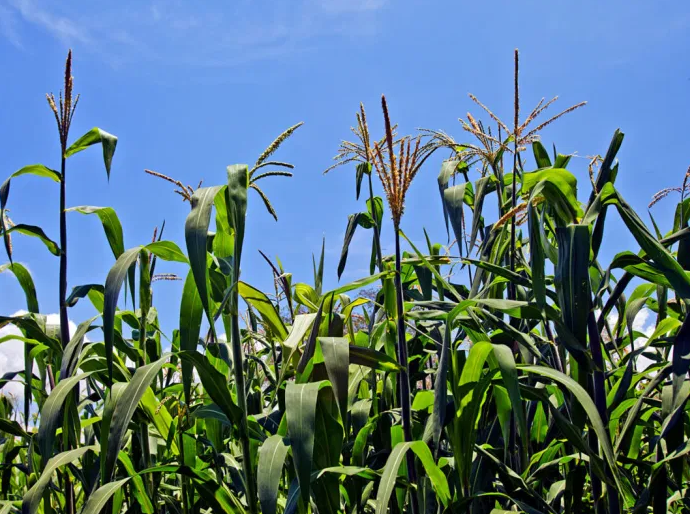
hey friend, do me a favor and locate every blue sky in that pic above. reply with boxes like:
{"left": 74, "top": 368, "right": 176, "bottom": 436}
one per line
{"left": 1, "top": 0, "right": 690, "bottom": 346}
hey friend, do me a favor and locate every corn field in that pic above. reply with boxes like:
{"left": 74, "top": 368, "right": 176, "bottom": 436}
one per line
{"left": 1, "top": 49, "right": 689, "bottom": 514}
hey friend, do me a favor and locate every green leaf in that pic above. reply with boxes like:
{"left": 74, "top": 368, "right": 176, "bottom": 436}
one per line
{"left": 146, "top": 240, "right": 189, "bottom": 264}
{"left": 349, "top": 345, "right": 402, "bottom": 372}
{"left": 314, "top": 237, "right": 325, "bottom": 297}
{"left": 523, "top": 168, "right": 582, "bottom": 223}
{"left": 257, "top": 435, "right": 290, "bottom": 514}
{"left": 520, "top": 365, "right": 623, "bottom": 493}
{"left": 532, "top": 141, "right": 552, "bottom": 168}
{"left": 117, "top": 451, "right": 154, "bottom": 512}
{"left": 4, "top": 224, "right": 59, "bottom": 256}
{"left": 179, "top": 270, "right": 203, "bottom": 404}
{"left": 66, "top": 206, "right": 124, "bottom": 258}
{"left": 79, "top": 477, "right": 130, "bottom": 514}
{"left": 103, "top": 247, "right": 140, "bottom": 384}
{"left": 528, "top": 205, "right": 546, "bottom": 310}
{"left": 432, "top": 303, "right": 466, "bottom": 449}
{"left": 375, "top": 441, "right": 450, "bottom": 514}
{"left": 587, "top": 130, "right": 624, "bottom": 207}
{"left": 319, "top": 337, "right": 349, "bottom": 422}
{"left": 37, "top": 371, "right": 95, "bottom": 464}
{"left": 585, "top": 183, "right": 690, "bottom": 299}
{"left": 285, "top": 380, "right": 332, "bottom": 502}
{"left": 103, "top": 354, "right": 170, "bottom": 484}
{"left": 185, "top": 186, "right": 224, "bottom": 328}
{"left": 0, "top": 164, "right": 60, "bottom": 261}
{"left": 555, "top": 225, "right": 591, "bottom": 350}
{"left": 328, "top": 270, "right": 394, "bottom": 298}
{"left": 0, "top": 262, "right": 38, "bottom": 312}
{"left": 136, "top": 465, "right": 244, "bottom": 512}
{"left": 226, "top": 164, "right": 248, "bottom": 274}
{"left": 490, "top": 344, "right": 528, "bottom": 470}
{"left": 60, "top": 315, "right": 99, "bottom": 379}
{"left": 470, "top": 176, "right": 491, "bottom": 251}
{"left": 238, "top": 281, "right": 288, "bottom": 340}
{"left": 282, "top": 313, "right": 317, "bottom": 351}
{"left": 453, "top": 341, "right": 495, "bottom": 486}
{"left": 177, "top": 351, "right": 243, "bottom": 425}
{"left": 0, "top": 418, "right": 30, "bottom": 439}
{"left": 66, "top": 283, "right": 105, "bottom": 310}
{"left": 22, "top": 445, "right": 98, "bottom": 514}
{"left": 443, "top": 182, "right": 471, "bottom": 255}
{"left": 338, "top": 212, "right": 373, "bottom": 279}
{"left": 65, "top": 127, "right": 118, "bottom": 177}
{"left": 438, "top": 160, "right": 460, "bottom": 239}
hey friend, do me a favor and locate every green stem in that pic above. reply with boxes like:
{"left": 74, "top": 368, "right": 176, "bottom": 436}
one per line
{"left": 394, "top": 226, "right": 419, "bottom": 514}
{"left": 58, "top": 137, "right": 76, "bottom": 514}
{"left": 179, "top": 426, "right": 190, "bottom": 514}
{"left": 138, "top": 251, "right": 154, "bottom": 507}
{"left": 231, "top": 309, "right": 257, "bottom": 513}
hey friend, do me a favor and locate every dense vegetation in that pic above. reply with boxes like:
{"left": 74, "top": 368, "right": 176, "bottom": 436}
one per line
{"left": 1, "top": 50, "right": 689, "bottom": 514}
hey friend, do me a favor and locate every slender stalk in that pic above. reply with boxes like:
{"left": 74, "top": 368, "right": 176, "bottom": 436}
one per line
{"left": 509, "top": 49, "right": 519, "bottom": 301}
{"left": 138, "top": 250, "right": 155, "bottom": 507}
{"left": 179, "top": 422, "right": 190, "bottom": 514}
{"left": 57, "top": 84, "right": 76, "bottom": 514}
{"left": 394, "top": 227, "right": 419, "bottom": 514}
{"left": 231, "top": 309, "right": 257, "bottom": 513}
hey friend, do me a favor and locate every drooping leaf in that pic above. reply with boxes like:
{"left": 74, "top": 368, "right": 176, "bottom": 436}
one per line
{"left": 338, "top": 212, "right": 373, "bottom": 279}
{"left": 0, "top": 164, "right": 60, "bottom": 261}
{"left": 585, "top": 183, "right": 690, "bottom": 299}
{"left": 3, "top": 224, "right": 59, "bottom": 256}
{"left": 145, "top": 240, "right": 189, "bottom": 264}
{"left": 0, "top": 262, "right": 38, "bottom": 312}
{"left": 375, "top": 441, "right": 450, "bottom": 514}
{"left": 65, "top": 127, "right": 118, "bottom": 177}
{"left": 349, "top": 345, "right": 402, "bottom": 372}
{"left": 66, "top": 206, "right": 124, "bottom": 258}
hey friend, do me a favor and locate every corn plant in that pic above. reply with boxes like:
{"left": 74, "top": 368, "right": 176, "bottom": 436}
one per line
{"left": 1, "top": 49, "right": 690, "bottom": 514}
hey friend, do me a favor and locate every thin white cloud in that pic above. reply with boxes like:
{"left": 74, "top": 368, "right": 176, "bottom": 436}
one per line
{"left": 0, "top": 4, "right": 23, "bottom": 48}
{"left": 6, "top": 0, "right": 91, "bottom": 46}
{"left": 318, "top": 0, "right": 387, "bottom": 14}
{"left": 1, "top": 0, "right": 388, "bottom": 68}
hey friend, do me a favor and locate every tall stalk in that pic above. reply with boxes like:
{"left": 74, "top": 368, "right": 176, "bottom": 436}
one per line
{"left": 394, "top": 225, "right": 419, "bottom": 513}
{"left": 47, "top": 49, "right": 78, "bottom": 514}
{"left": 370, "top": 95, "right": 425, "bottom": 514}
{"left": 510, "top": 48, "right": 519, "bottom": 300}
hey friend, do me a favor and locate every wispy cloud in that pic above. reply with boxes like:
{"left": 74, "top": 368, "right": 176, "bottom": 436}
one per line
{"left": 6, "top": 0, "right": 91, "bottom": 45}
{"left": 0, "top": 0, "right": 388, "bottom": 68}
